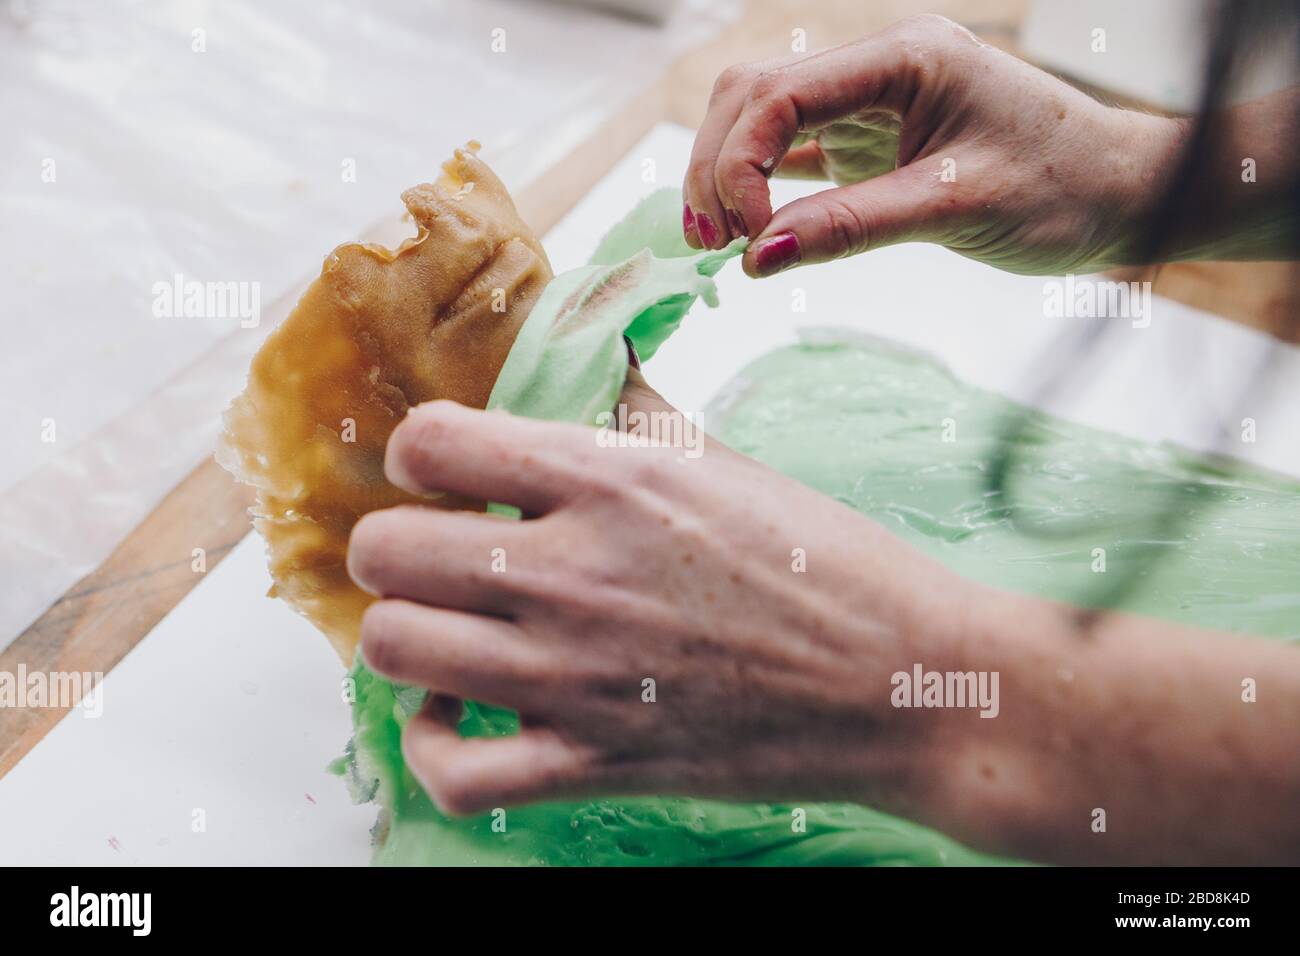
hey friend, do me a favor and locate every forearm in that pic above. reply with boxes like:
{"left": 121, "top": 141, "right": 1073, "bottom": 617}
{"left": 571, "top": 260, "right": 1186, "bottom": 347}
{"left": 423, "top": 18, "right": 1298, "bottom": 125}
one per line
{"left": 1110, "top": 88, "right": 1300, "bottom": 265}
{"left": 911, "top": 587, "right": 1300, "bottom": 865}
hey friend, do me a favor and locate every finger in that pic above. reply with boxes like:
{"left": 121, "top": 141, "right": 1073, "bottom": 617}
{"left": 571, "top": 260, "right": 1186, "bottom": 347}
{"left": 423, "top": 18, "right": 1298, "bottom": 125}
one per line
{"left": 385, "top": 400, "right": 597, "bottom": 514}
{"left": 684, "top": 65, "right": 752, "bottom": 249}
{"left": 425, "top": 692, "right": 465, "bottom": 727}
{"left": 714, "top": 35, "right": 925, "bottom": 243}
{"left": 403, "top": 701, "right": 602, "bottom": 815}
{"left": 773, "top": 141, "right": 828, "bottom": 180}
{"left": 684, "top": 56, "right": 797, "bottom": 249}
{"left": 619, "top": 365, "right": 670, "bottom": 415}
{"left": 681, "top": 198, "right": 700, "bottom": 248}
{"left": 359, "top": 599, "right": 552, "bottom": 710}
{"left": 348, "top": 505, "right": 536, "bottom": 612}
{"left": 741, "top": 159, "right": 953, "bottom": 278}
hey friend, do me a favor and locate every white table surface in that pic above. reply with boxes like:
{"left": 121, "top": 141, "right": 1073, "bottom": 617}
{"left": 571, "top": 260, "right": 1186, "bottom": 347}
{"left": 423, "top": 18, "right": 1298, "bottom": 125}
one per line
{"left": 2, "top": 122, "right": 1296, "bottom": 865}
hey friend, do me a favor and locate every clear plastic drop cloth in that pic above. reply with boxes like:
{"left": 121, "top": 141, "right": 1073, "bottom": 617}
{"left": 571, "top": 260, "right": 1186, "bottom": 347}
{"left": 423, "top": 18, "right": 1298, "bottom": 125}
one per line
{"left": 0, "top": 0, "right": 739, "bottom": 647}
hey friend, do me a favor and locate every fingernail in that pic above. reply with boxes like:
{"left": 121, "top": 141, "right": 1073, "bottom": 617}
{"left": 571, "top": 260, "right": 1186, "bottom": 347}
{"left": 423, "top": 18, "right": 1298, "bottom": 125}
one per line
{"left": 725, "top": 208, "right": 747, "bottom": 238}
{"left": 623, "top": 334, "right": 641, "bottom": 370}
{"left": 682, "top": 202, "right": 696, "bottom": 237}
{"left": 752, "top": 232, "right": 801, "bottom": 276}
{"left": 696, "top": 212, "right": 719, "bottom": 247}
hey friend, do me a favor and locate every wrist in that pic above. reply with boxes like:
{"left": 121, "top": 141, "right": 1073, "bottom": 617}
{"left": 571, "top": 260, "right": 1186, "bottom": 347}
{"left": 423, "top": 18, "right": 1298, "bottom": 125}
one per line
{"left": 896, "top": 584, "right": 1080, "bottom": 860}
{"left": 837, "top": 571, "right": 1015, "bottom": 834}
{"left": 1095, "top": 109, "right": 1192, "bottom": 267}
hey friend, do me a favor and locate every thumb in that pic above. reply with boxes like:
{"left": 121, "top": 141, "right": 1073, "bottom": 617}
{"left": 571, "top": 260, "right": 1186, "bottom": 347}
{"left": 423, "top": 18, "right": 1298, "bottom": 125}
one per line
{"left": 742, "top": 159, "right": 952, "bottom": 278}
{"left": 619, "top": 336, "right": 679, "bottom": 418}
{"left": 619, "top": 363, "right": 676, "bottom": 417}
{"left": 618, "top": 363, "right": 739, "bottom": 460}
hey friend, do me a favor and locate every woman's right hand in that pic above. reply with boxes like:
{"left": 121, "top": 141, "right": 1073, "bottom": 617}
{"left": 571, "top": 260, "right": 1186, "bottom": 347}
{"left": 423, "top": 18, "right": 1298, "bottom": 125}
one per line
{"left": 683, "top": 14, "right": 1185, "bottom": 278}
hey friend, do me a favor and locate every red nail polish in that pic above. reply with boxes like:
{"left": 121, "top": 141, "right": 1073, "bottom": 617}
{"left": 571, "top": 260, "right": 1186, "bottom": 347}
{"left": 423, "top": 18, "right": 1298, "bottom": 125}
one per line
{"left": 726, "top": 208, "right": 746, "bottom": 237}
{"left": 753, "top": 232, "right": 801, "bottom": 275}
{"left": 682, "top": 202, "right": 696, "bottom": 236}
{"left": 696, "top": 212, "right": 719, "bottom": 247}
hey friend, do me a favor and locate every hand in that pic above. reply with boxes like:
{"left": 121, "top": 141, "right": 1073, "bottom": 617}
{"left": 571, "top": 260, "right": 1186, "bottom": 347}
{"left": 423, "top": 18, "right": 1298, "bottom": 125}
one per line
{"left": 683, "top": 14, "right": 1184, "bottom": 277}
{"left": 344, "top": 375, "right": 1300, "bottom": 865}
{"left": 345, "top": 372, "right": 977, "bottom": 817}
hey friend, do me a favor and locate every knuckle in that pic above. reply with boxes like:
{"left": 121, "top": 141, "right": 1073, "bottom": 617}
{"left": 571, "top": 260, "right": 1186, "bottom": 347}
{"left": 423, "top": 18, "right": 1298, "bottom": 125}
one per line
{"left": 743, "top": 70, "right": 786, "bottom": 109}
{"left": 568, "top": 449, "right": 633, "bottom": 502}
{"left": 358, "top": 601, "right": 404, "bottom": 673}
{"left": 503, "top": 647, "right": 552, "bottom": 688}
{"left": 889, "top": 13, "right": 975, "bottom": 57}
{"left": 573, "top": 451, "right": 661, "bottom": 510}
{"left": 710, "top": 63, "right": 752, "bottom": 101}
{"left": 713, "top": 151, "right": 749, "bottom": 196}
{"left": 623, "top": 450, "right": 668, "bottom": 491}
{"left": 400, "top": 723, "right": 440, "bottom": 790}
{"left": 393, "top": 401, "right": 458, "bottom": 477}
{"left": 585, "top": 470, "right": 631, "bottom": 505}
{"left": 424, "top": 759, "right": 483, "bottom": 817}
{"left": 892, "top": 12, "right": 956, "bottom": 41}
{"left": 819, "top": 197, "right": 871, "bottom": 257}
{"left": 347, "top": 512, "right": 400, "bottom": 587}
{"left": 504, "top": 560, "right": 595, "bottom": 616}
{"left": 501, "top": 537, "right": 624, "bottom": 622}
{"left": 685, "top": 155, "right": 719, "bottom": 197}
{"left": 686, "top": 148, "right": 728, "bottom": 201}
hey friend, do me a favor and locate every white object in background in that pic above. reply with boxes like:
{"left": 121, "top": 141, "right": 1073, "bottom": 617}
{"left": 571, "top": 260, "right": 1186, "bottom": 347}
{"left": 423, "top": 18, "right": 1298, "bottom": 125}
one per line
{"left": 0, "top": 123, "right": 1295, "bottom": 865}
{"left": 0, "top": 534, "right": 374, "bottom": 866}
{"left": 1020, "top": 0, "right": 1297, "bottom": 111}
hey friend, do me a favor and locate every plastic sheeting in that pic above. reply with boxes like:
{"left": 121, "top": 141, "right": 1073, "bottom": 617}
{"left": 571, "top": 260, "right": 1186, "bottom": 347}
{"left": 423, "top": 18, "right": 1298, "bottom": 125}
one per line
{"left": 0, "top": 0, "right": 738, "bottom": 646}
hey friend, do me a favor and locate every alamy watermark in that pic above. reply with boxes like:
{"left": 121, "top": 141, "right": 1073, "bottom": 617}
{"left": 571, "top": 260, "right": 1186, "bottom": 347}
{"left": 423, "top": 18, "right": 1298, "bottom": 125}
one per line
{"left": 0, "top": 666, "right": 104, "bottom": 718}
{"left": 1043, "top": 275, "right": 1152, "bottom": 328}
{"left": 152, "top": 273, "right": 261, "bottom": 328}
{"left": 50, "top": 886, "right": 150, "bottom": 936}
{"left": 595, "top": 403, "right": 705, "bottom": 462}
{"left": 891, "top": 663, "right": 999, "bottom": 718}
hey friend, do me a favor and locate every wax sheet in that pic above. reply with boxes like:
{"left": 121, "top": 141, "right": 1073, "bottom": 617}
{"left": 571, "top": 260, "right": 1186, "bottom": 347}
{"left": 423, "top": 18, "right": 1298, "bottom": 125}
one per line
{"left": 487, "top": 189, "right": 745, "bottom": 422}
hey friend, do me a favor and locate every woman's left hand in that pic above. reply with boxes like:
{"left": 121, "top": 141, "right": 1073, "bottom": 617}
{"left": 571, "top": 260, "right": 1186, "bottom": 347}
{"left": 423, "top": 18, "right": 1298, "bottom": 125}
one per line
{"left": 346, "top": 371, "right": 972, "bottom": 817}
